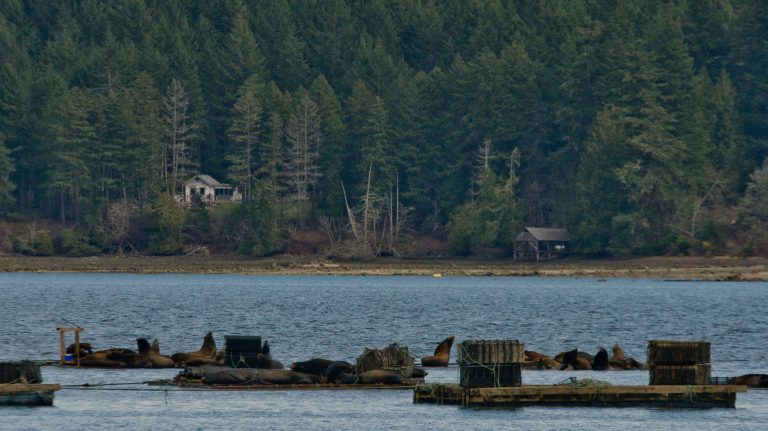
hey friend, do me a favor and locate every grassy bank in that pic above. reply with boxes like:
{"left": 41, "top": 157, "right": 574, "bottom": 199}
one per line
{"left": 0, "top": 255, "right": 766, "bottom": 281}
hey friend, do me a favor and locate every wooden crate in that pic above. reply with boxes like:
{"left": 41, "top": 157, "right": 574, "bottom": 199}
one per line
{"left": 647, "top": 340, "right": 710, "bottom": 366}
{"left": 457, "top": 340, "right": 525, "bottom": 365}
{"left": 459, "top": 364, "right": 522, "bottom": 388}
{"left": 355, "top": 343, "right": 414, "bottom": 379}
{"left": 649, "top": 364, "right": 711, "bottom": 385}
{"left": 0, "top": 361, "right": 42, "bottom": 384}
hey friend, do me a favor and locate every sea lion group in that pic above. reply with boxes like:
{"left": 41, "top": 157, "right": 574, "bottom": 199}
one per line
{"left": 525, "top": 344, "right": 645, "bottom": 371}
{"left": 72, "top": 334, "right": 644, "bottom": 373}
{"left": 74, "top": 332, "right": 223, "bottom": 368}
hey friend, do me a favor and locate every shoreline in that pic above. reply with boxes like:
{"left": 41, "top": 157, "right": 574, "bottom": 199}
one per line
{"left": 0, "top": 255, "right": 767, "bottom": 281}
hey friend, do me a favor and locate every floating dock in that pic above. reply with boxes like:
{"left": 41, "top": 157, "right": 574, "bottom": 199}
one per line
{"left": 149, "top": 379, "right": 417, "bottom": 391}
{"left": 0, "top": 384, "right": 60, "bottom": 406}
{"left": 413, "top": 383, "right": 747, "bottom": 408}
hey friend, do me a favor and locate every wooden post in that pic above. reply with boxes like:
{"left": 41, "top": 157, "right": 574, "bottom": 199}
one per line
{"left": 57, "top": 327, "right": 84, "bottom": 367}
{"left": 74, "top": 330, "right": 81, "bottom": 367}
{"left": 58, "top": 330, "right": 65, "bottom": 365}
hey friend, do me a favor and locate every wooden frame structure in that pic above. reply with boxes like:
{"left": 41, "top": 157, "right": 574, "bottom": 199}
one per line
{"left": 57, "top": 327, "right": 83, "bottom": 367}
{"left": 514, "top": 227, "right": 568, "bottom": 261}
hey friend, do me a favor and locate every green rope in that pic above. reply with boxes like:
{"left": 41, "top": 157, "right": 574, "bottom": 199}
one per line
{"left": 461, "top": 353, "right": 502, "bottom": 387}
{"left": 684, "top": 384, "right": 698, "bottom": 403}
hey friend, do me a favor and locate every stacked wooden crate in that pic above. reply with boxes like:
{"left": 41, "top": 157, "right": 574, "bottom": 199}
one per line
{"left": 647, "top": 340, "right": 711, "bottom": 385}
{"left": 224, "top": 335, "right": 262, "bottom": 368}
{"left": 356, "top": 343, "right": 415, "bottom": 379}
{"left": 457, "top": 340, "right": 524, "bottom": 388}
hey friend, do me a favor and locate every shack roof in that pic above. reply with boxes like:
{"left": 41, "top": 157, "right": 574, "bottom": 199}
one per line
{"left": 516, "top": 227, "right": 568, "bottom": 242}
{"left": 186, "top": 174, "right": 231, "bottom": 189}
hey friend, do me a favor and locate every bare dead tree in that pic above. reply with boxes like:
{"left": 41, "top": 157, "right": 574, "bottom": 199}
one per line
{"left": 340, "top": 164, "right": 409, "bottom": 258}
{"left": 284, "top": 94, "right": 321, "bottom": 225}
{"left": 471, "top": 138, "right": 494, "bottom": 201}
{"left": 163, "top": 78, "right": 196, "bottom": 195}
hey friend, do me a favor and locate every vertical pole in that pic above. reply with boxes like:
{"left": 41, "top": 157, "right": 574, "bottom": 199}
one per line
{"left": 74, "top": 329, "right": 81, "bottom": 367}
{"left": 59, "top": 329, "right": 66, "bottom": 365}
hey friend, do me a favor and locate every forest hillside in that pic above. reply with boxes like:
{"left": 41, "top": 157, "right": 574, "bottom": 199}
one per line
{"left": 0, "top": 0, "right": 767, "bottom": 258}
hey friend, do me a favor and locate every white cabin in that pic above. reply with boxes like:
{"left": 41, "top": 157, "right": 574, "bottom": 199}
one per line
{"left": 183, "top": 174, "right": 241, "bottom": 203}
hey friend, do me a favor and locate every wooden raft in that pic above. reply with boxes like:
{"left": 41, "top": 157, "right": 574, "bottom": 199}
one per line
{"left": 413, "top": 384, "right": 746, "bottom": 408}
{"left": 0, "top": 384, "right": 60, "bottom": 406}
{"left": 149, "top": 379, "right": 417, "bottom": 391}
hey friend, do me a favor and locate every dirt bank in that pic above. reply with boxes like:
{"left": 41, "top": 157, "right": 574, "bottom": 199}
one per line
{"left": 0, "top": 255, "right": 766, "bottom": 280}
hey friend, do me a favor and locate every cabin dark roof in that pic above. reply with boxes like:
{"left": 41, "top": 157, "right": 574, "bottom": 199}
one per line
{"left": 516, "top": 227, "right": 568, "bottom": 242}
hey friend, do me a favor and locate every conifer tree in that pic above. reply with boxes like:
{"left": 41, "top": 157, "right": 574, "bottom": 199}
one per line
{"left": 46, "top": 87, "right": 94, "bottom": 222}
{"left": 227, "top": 75, "right": 263, "bottom": 201}
{"left": 0, "top": 133, "right": 15, "bottom": 210}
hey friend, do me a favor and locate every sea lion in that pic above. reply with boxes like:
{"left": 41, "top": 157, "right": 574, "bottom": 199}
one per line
{"left": 335, "top": 372, "right": 359, "bottom": 384}
{"left": 420, "top": 336, "right": 454, "bottom": 367}
{"left": 171, "top": 332, "right": 217, "bottom": 365}
{"left": 608, "top": 344, "right": 644, "bottom": 370}
{"left": 410, "top": 367, "right": 428, "bottom": 379}
{"left": 181, "top": 365, "right": 229, "bottom": 380}
{"left": 148, "top": 340, "right": 176, "bottom": 368}
{"left": 727, "top": 374, "right": 768, "bottom": 388}
{"left": 66, "top": 342, "right": 93, "bottom": 357}
{"left": 325, "top": 361, "right": 355, "bottom": 383}
{"left": 524, "top": 350, "right": 561, "bottom": 370}
{"left": 592, "top": 347, "right": 611, "bottom": 371}
{"left": 253, "top": 370, "right": 315, "bottom": 385}
{"left": 556, "top": 349, "right": 592, "bottom": 370}
{"left": 79, "top": 340, "right": 152, "bottom": 368}
{"left": 290, "top": 358, "right": 335, "bottom": 376}
{"left": 255, "top": 341, "right": 284, "bottom": 369}
{"left": 184, "top": 348, "right": 226, "bottom": 367}
{"left": 203, "top": 369, "right": 258, "bottom": 385}
{"left": 356, "top": 369, "right": 406, "bottom": 385}
{"left": 611, "top": 343, "right": 625, "bottom": 361}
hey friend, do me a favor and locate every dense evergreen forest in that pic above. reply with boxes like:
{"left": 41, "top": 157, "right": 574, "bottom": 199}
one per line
{"left": 1, "top": 0, "right": 768, "bottom": 258}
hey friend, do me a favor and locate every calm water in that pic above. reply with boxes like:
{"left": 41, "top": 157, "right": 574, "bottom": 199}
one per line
{"left": 0, "top": 273, "right": 766, "bottom": 430}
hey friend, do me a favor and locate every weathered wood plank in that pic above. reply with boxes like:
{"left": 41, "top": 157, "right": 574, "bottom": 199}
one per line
{"left": 0, "top": 383, "right": 61, "bottom": 394}
{"left": 413, "top": 384, "right": 745, "bottom": 408}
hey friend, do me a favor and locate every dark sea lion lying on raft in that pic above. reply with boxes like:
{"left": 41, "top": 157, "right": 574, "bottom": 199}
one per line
{"left": 421, "top": 336, "right": 454, "bottom": 367}
{"left": 334, "top": 369, "right": 407, "bottom": 385}
{"left": 728, "top": 374, "right": 768, "bottom": 388}
{"left": 325, "top": 361, "right": 355, "bottom": 383}
{"left": 290, "top": 358, "right": 335, "bottom": 376}
{"left": 80, "top": 339, "right": 153, "bottom": 368}
{"left": 171, "top": 331, "right": 217, "bottom": 365}
{"left": 203, "top": 368, "right": 258, "bottom": 385}
{"left": 202, "top": 369, "right": 315, "bottom": 385}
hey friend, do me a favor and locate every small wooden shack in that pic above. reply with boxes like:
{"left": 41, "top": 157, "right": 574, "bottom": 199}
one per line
{"left": 514, "top": 227, "right": 568, "bottom": 261}
{"left": 183, "top": 174, "right": 241, "bottom": 204}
